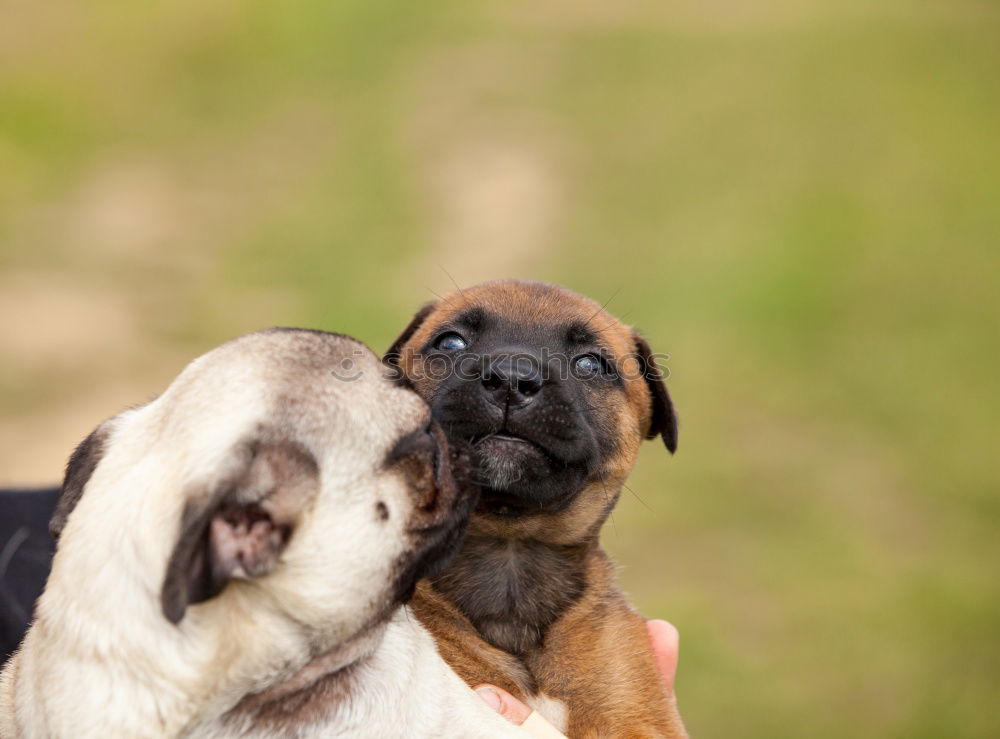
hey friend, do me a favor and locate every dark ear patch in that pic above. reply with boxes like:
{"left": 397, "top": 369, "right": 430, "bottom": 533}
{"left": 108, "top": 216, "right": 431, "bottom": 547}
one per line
{"left": 49, "top": 425, "right": 109, "bottom": 540}
{"left": 383, "top": 302, "right": 436, "bottom": 367}
{"left": 161, "top": 442, "right": 318, "bottom": 625}
{"left": 633, "top": 333, "right": 679, "bottom": 454}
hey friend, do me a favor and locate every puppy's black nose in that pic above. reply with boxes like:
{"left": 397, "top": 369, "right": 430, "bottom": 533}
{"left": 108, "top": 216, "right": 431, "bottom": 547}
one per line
{"left": 480, "top": 356, "right": 543, "bottom": 408}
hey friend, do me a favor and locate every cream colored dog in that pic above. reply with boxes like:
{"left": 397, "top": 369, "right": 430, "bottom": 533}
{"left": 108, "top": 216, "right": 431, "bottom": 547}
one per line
{"left": 0, "top": 328, "right": 528, "bottom": 738}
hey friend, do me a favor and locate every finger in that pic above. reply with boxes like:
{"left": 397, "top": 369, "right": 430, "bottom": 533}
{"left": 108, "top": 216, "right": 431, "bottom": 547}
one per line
{"left": 474, "top": 684, "right": 533, "bottom": 725}
{"left": 646, "top": 619, "right": 680, "bottom": 692}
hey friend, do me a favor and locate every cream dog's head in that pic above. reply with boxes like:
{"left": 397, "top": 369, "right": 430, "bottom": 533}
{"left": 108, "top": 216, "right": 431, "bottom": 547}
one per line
{"left": 45, "top": 328, "right": 472, "bottom": 662}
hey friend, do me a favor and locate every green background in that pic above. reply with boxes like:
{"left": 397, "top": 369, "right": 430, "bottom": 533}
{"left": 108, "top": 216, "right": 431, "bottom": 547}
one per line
{"left": 2, "top": 1, "right": 998, "bottom": 735}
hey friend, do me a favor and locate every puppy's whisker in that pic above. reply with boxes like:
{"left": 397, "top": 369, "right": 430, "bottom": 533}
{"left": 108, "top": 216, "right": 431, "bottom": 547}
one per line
{"left": 600, "top": 480, "right": 618, "bottom": 539}
{"left": 425, "top": 286, "right": 456, "bottom": 308}
{"left": 572, "top": 404, "right": 610, "bottom": 415}
{"left": 581, "top": 286, "right": 622, "bottom": 330}
{"left": 591, "top": 310, "right": 633, "bottom": 334}
{"left": 438, "top": 265, "right": 469, "bottom": 308}
{"left": 622, "top": 482, "right": 653, "bottom": 512}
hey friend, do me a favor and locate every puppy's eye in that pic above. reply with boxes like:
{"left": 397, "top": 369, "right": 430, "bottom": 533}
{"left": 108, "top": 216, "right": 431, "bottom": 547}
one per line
{"left": 435, "top": 332, "right": 468, "bottom": 351}
{"left": 573, "top": 354, "right": 603, "bottom": 376}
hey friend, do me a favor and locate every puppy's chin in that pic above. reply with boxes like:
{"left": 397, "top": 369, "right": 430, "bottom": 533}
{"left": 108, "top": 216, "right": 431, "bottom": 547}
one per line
{"left": 474, "top": 436, "right": 587, "bottom": 515}
{"left": 473, "top": 434, "right": 544, "bottom": 489}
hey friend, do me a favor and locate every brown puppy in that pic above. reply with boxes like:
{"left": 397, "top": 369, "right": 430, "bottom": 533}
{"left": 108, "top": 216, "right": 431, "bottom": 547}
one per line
{"left": 385, "top": 280, "right": 686, "bottom": 738}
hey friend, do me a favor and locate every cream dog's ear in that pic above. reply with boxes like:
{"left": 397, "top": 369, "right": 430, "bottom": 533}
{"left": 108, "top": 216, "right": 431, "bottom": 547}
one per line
{"left": 50, "top": 422, "right": 111, "bottom": 540}
{"left": 160, "top": 441, "right": 319, "bottom": 624}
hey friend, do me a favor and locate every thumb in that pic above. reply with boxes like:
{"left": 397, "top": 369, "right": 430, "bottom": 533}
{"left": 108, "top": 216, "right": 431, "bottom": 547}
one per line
{"left": 473, "top": 684, "right": 533, "bottom": 725}
{"left": 646, "top": 619, "right": 680, "bottom": 693}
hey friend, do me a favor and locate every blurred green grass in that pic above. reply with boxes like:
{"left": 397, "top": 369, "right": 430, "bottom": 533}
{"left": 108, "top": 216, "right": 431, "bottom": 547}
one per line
{"left": 2, "top": 0, "right": 998, "bottom": 735}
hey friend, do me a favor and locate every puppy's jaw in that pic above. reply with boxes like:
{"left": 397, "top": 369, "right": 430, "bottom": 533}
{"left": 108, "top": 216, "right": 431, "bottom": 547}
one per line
{"left": 429, "top": 385, "right": 599, "bottom": 512}
{"left": 474, "top": 437, "right": 528, "bottom": 490}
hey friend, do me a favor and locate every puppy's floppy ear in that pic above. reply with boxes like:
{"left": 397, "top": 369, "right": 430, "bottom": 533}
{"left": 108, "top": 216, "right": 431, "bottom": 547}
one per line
{"left": 50, "top": 423, "right": 110, "bottom": 540}
{"left": 383, "top": 301, "right": 436, "bottom": 367}
{"left": 161, "top": 441, "right": 319, "bottom": 625}
{"left": 633, "top": 333, "right": 679, "bottom": 454}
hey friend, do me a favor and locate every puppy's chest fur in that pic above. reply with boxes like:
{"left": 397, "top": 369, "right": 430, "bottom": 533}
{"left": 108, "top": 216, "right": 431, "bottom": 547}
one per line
{"left": 430, "top": 535, "right": 587, "bottom": 658}
{"left": 416, "top": 540, "right": 688, "bottom": 737}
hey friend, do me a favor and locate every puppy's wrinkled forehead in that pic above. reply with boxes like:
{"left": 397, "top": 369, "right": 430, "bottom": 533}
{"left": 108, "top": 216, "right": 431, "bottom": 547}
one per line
{"left": 412, "top": 280, "right": 635, "bottom": 355}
